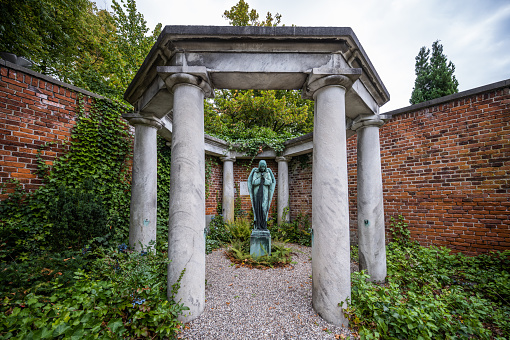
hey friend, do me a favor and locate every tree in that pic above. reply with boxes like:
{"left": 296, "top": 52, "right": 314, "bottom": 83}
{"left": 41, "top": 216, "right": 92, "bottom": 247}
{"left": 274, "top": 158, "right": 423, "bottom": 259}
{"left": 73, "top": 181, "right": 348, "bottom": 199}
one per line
{"left": 410, "top": 40, "right": 459, "bottom": 104}
{"left": 0, "top": 0, "right": 161, "bottom": 102}
{"left": 206, "top": 0, "right": 313, "bottom": 150}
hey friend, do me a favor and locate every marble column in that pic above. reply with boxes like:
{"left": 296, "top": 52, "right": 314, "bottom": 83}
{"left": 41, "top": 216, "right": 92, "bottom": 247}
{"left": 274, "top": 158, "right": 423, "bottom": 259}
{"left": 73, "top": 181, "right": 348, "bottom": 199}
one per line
{"left": 309, "top": 75, "right": 352, "bottom": 327}
{"left": 159, "top": 72, "right": 212, "bottom": 322}
{"left": 353, "top": 115, "right": 386, "bottom": 282}
{"left": 124, "top": 113, "right": 162, "bottom": 252}
{"left": 221, "top": 156, "right": 236, "bottom": 223}
{"left": 276, "top": 156, "right": 291, "bottom": 225}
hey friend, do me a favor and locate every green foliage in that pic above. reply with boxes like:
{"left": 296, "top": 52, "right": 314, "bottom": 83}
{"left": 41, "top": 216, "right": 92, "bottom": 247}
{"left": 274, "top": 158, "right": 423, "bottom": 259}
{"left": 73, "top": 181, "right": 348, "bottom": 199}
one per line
{"left": 47, "top": 181, "right": 109, "bottom": 250}
{"left": 0, "top": 246, "right": 188, "bottom": 339}
{"left": 345, "top": 243, "right": 510, "bottom": 339}
{"left": 156, "top": 136, "right": 171, "bottom": 245}
{"left": 389, "top": 215, "right": 412, "bottom": 246}
{"left": 0, "top": 0, "right": 161, "bottom": 102}
{"left": 226, "top": 217, "right": 253, "bottom": 243}
{"left": 206, "top": 2, "right": 314, "bottom": 156}
{"left": 410, "top": 40, "right": 459, "bottom": 104}
{"left": 0, "top": 98, "right": 132, "bottom": 257}
{"left": 268, "top": 211, "right": 312, "bottom": 246}
{"left": 223, "top": 0, "right": 281, "bottom": 27}
{"left": 227, "top": 241, "right": 293, "bottom": 269}
{"left": 205, "top": 91, "right": 311, "bottom": 157}
{"left": 206, "top": 215, "right": 230, "bottom": 254}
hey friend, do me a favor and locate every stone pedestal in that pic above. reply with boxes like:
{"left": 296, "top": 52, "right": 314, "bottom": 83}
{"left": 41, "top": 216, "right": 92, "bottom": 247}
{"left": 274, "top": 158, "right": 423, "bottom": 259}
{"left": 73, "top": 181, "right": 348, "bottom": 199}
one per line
{"left": 250, "top": 230, "right": 271, "bottom": 258}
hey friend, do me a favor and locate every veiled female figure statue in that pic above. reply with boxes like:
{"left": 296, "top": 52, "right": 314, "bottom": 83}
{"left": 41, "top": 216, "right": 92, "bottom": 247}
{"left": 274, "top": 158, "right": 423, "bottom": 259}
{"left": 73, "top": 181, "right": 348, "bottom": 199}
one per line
{"left": 247, "top": 160, "right": 276, "bottom": 230}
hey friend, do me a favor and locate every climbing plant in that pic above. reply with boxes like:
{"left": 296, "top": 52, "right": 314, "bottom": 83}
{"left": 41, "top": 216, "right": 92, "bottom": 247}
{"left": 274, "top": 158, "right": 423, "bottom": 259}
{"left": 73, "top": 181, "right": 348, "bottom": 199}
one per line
{"left": 0, "top": 96, "right": 133, "bottom": 255}
{"left": 156, "top": 136, "right": 171, "bottom": 244}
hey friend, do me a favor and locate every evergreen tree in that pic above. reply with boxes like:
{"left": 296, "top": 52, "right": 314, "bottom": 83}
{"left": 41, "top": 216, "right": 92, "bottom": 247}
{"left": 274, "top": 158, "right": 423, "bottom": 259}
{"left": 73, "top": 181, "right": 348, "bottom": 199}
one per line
{"left": 410, "top": 40, "right": 459, "bottom": 104}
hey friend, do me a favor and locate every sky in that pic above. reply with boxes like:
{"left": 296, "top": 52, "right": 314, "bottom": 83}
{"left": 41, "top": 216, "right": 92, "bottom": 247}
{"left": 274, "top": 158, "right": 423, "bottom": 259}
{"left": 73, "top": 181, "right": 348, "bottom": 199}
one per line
{"left": 95, "top": 0, "right": 510, "bottom": 113}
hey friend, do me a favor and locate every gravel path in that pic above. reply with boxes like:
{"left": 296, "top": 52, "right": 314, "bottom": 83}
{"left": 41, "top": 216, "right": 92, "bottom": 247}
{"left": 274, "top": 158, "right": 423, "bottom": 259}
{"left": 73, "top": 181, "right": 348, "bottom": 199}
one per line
{"left": 178, "top": 244, "right": 357, "bottom": 340}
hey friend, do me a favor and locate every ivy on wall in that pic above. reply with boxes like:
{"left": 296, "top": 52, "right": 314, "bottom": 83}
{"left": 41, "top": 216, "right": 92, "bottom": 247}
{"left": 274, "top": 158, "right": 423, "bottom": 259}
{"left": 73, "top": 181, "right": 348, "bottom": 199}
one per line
{"left": 156, "top": 136, "right": 171, "bottom": 243}
{"left": 0, "top": 97, "right": 133, "bottom": 255}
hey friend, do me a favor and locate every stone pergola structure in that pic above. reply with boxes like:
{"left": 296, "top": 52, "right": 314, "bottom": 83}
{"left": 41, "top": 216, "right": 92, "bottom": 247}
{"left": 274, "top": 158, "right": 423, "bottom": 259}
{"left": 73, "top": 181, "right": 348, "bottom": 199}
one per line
{"left": 123, "top": 26, "right": 390, "bottom": 326}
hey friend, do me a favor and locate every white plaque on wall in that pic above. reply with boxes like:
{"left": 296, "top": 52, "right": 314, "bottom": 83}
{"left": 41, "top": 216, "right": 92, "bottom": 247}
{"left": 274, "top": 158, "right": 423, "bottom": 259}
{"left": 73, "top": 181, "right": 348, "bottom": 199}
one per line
{"left": 240, "top": 181, "right": 249, "bottom": 196}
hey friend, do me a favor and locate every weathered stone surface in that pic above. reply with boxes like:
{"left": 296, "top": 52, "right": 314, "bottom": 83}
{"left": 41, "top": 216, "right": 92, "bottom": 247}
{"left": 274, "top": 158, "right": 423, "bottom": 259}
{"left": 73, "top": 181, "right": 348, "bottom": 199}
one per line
{"left": 276, "top": 156, "right": 291, "bottom": 225}
{"left": 221, "top": 156, "right": 235, "bottom": 223}
{"left": 311, "top": 83, "right": 350, "bottom": 327}
{"left": 250, "top": 230, "right": 271, "bottom": 258}
{"left": 167, "top": 80, "right": 206, "bottom": 323}
{"left": 124, "top": 114, "right": 161, "bottom": 251}
{"left": 356, "top": 116, "right": 387, "bottom": 282}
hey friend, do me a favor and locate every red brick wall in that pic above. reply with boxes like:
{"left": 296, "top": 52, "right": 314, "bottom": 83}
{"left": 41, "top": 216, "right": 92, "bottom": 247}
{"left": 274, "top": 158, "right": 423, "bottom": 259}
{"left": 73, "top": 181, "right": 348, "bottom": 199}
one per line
{"left": 378, "top": 86, "right": 510, "bottom": 254}
{"left": 205, "top": 156, "right": 222, "bottom": 215}
{"left": 289, "top": 154, "right": 313, "bottom": 220}
{"left": 2, "top": 60, "right": 509, "bottom": 254}
{"left": 0, "top": 60, "right": 100, "bottom": 199}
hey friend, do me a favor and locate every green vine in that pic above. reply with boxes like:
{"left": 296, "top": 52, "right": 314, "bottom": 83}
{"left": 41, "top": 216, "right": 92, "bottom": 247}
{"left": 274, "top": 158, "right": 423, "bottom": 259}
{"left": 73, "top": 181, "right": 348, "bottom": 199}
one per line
{"left": 0, "top": 96, "right": 133, "bottom": 254}
{"left": 233, "top": 182, "right": 244, "bottom": 218}
{"left": 205, "top": 157, "right": 217, "bottom": 199}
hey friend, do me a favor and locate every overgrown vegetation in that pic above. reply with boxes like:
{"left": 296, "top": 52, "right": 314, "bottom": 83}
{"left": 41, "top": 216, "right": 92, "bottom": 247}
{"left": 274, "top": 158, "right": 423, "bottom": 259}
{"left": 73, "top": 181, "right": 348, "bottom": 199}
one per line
{"left": 0, "top": 246, "right": 188, "bottom": 339}
{"left": 0, "top": 98, "right": 187, "bottom": 338}
{"left": 204, "top": 2, "right": 314, "bottom": 156}
{"left": 346, "top": 217, "right": 510, "bottom": 339}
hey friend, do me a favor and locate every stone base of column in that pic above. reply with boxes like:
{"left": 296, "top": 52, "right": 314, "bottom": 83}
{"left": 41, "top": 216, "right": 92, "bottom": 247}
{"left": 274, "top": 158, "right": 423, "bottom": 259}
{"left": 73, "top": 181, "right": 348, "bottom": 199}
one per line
{"left": 250, "top": 230, "right": 271, "bottom": 258}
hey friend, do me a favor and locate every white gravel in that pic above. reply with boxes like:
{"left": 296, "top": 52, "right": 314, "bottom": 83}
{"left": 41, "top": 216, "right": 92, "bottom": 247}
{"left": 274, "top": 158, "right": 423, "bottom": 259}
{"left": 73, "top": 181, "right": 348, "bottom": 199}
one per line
{"left": 177, "top": 244, "right": 357, "bottom": 340}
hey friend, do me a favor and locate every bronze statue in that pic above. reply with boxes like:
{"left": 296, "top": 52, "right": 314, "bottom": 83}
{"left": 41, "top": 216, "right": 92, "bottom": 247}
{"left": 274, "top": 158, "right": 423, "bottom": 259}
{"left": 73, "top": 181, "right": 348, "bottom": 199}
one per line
{"left": 247, "top": 160, "right": 276, "bottom": 230}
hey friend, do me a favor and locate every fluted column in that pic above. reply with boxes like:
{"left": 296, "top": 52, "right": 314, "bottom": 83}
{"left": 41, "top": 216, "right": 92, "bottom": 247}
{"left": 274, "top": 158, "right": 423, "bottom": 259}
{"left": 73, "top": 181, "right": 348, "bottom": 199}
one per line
{"left": 352, "top": 115, "right": 387, "bottom": 282}
{"left": 123, "top": 113, "right": 162, "bottom": 252}
{"left": 158, "top": 69, "right": 213, "bottom": 322}
{"left": 307, "top": 74, "right": 354, "bottom": 327}
{"left": 276, "top": 156, "right": 291, "bottom": 225}
{"left": 221, "top": 156, "right": 236, "bottom": 223}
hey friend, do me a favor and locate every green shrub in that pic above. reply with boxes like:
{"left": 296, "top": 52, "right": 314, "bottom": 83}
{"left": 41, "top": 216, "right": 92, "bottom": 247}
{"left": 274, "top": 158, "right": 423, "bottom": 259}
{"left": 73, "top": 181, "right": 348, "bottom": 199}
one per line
{"left": 227, "top": 240, "right": 293, "bottom": 269}
{"left": 345, "top": 243, "right": 510, "bottom": 339}
{"left": 47, "top": 181, "right": 109, "bottom": 250}
{"left": 268, "top": 211, "right": 311, "bottom": 246}
{"left": 226, "top": 217, "right": 252, "bottom": 243}
{"left": 0, "top": 245, "right": 188, "bottom": 339}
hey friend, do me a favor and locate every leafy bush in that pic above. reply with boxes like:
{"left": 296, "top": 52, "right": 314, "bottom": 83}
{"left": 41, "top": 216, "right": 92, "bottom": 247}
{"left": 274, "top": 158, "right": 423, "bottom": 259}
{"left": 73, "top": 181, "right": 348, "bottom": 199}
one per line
{"left": 389, "top": 215, "right": 412, "bottom": 246}
{"left": 0, "top": 98, "right": 132, "bottom": 258}
{"left": 0, "top": 245, "right": 188, "bottom": 339}
{"left": 206, "top": 215, "right": 231, "bottom": 254}
{"left": 227, "top": 241, "right": 293, "bottom": 269}
{"left": 345, "top": 243, "right": 510, "bottom": 339}
{"left": 47, "top": 181, "right": 109, "bottom": 250}
{"left": 268, "top": 211, "right": 311, "bottom": 246}
{"left": 226, "top": 217, "right": 252, "bottom": 243}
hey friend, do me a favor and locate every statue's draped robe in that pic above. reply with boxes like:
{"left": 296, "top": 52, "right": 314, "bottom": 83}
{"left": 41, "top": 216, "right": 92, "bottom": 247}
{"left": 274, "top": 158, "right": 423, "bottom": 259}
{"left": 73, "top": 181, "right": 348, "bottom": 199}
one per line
{"left": 248, "top": 168, "right": 275, "bottom": 230}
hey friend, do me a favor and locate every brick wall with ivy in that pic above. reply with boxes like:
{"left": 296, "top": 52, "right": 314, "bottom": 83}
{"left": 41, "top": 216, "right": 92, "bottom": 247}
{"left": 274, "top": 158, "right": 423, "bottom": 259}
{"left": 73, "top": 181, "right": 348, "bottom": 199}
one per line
{"left": 0, "top": 59, "right": 102, "bottom": 198}
{"left": 2, "top": 59, "right": 509, "bottom": 255}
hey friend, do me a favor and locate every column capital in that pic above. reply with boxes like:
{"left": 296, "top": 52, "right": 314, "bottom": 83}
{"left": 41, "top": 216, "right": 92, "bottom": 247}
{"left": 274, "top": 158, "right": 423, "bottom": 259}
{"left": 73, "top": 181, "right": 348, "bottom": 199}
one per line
{"left": 275, "top": 156, "right": 291, "bottom": 163}
{"left": 157, "top": 66, "right": 214, "bottom": 98}
{"left": 220, "top": 156, "right": 236, "bottom": 162}
{"left": 122, "top": 112, "right": 162, "bottom": 129}
{"left": 302, "top": 68, "right": 362, "bottom": 99}
{"left": 350, "top": 114, "right": 390, "bottom": 131}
